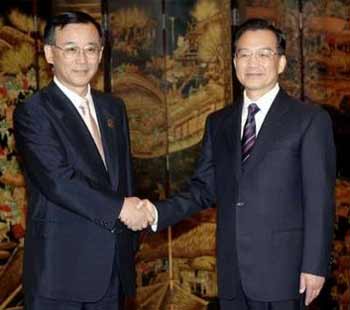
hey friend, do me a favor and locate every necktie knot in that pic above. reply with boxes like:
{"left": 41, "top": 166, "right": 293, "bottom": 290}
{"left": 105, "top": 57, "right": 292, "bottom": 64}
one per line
{"left": 79, "top": 98, "right": 90, "bottom": 116}
{"left": 248, "top": 103, "right": 259, "bottom": 117}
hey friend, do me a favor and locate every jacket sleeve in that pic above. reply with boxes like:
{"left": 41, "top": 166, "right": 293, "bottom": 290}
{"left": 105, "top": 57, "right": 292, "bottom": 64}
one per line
{"left": 14, "top": 99, "right": 125, "bottom": 231}
{"left": 156, "top": 116, "right": 216, "bottom": 231}
{"left": 301, "top": 108, "right": 336, "bottom": 276}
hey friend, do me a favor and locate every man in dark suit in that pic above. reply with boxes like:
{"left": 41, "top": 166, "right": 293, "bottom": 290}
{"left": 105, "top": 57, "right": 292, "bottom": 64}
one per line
{"left": 131, "top": 18, "right": 336, "bottom": 310}
{"left": 14, "top": 11, "right": 153, "bottom": 310}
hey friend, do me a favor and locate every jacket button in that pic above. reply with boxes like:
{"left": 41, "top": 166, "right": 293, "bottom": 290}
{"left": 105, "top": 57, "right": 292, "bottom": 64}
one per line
{"left": 236, "top": 202, "right": 245, "bottom": 207}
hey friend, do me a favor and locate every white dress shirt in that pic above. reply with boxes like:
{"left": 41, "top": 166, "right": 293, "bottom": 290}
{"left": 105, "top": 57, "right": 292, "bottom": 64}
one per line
{"left": 241, "top": 83, "right": 280, "bottom": 138}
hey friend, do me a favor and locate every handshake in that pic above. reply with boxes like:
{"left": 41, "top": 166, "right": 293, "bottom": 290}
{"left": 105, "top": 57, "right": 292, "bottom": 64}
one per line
{"left": 119, "top": 197, "right": 157, "bottom": 231}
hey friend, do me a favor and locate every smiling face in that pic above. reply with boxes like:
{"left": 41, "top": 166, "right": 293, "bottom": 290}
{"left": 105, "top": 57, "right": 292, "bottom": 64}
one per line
{"left": 44, "top": 23, "right": 103, "bottom": 96}
{"left": 234, "top": 29, "right": 286, "bottom": 100}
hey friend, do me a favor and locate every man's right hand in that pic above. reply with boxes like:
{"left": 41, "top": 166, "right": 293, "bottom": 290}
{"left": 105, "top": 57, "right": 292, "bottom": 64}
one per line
{"left": 119, "top": 197, "right": 155, "bottom": 231}
{"left": 299, "top": 272, "right": 325, "bottom": 306}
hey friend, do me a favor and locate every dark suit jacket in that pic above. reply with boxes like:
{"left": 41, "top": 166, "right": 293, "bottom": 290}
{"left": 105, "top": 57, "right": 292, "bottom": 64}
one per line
{"left": 14, "top": 82, "right": 138, "bottom": 302}
{"left": 156, "top": 88, "right": 336, "bottom": 302}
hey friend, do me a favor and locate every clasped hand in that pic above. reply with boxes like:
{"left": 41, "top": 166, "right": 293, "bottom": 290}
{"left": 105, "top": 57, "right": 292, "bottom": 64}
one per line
{"left": 119, "top": 197, "right": 155, "bottom": 231}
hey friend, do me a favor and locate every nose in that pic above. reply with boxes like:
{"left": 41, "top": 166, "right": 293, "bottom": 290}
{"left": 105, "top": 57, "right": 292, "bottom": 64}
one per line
{"left": 76, "top": 49, "right": 88, "bottom": 63}
{"left": 247, "top": 52, "right": 260, "bottom": 64}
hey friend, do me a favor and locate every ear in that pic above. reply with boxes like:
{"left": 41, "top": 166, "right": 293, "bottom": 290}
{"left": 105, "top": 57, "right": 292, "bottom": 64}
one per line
{"left": 98, "top": 46, "right": 104, "bottom": 63}
{"left": 233, "top": 57, "right": 237, "bottom": 69}
{"left": 44, "top": 45, "right": 54, "bottom": 65}
{"left": 278, "top": 55, "right": 287, "bottom": 74}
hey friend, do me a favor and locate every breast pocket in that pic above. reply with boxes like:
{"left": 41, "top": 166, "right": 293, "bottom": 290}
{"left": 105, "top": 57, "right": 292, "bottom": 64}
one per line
{"left": 267, "top": 133, "right": 301, "bottom": 155}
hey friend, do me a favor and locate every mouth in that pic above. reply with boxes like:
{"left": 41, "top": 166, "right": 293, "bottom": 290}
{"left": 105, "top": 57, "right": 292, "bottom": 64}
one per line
{"left": 72, "top": 69, "right": 89, "bottom": 74}
{"left": 245, "top": 72, "right": 264, "bottom": 77}
{"left": 244, "top": 73, "right": 265, "bottom": 80}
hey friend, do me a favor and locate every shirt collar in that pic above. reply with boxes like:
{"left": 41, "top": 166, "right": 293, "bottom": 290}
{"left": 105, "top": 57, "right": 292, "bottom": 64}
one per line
{"left": 53, "top": 76, "right": 92, "bottom": 106}
{"left": 243, "top": 83, "right": 280, "bottom": 115}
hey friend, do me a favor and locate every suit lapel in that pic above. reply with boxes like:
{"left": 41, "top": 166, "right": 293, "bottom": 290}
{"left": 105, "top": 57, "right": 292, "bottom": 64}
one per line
{"left": 93, "top": 91, "right": 120, "bottom": 189}
{"left": 242, "top": 89, "right": 291, "bottom": 173}
{"left": 42, "top": 83, "right": 109, "bottom": 181}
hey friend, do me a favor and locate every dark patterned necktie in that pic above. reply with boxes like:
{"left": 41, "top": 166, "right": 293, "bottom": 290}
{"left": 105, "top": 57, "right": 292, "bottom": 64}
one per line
{"left": 241, "top": 103, "right": 260, "bottom": 163}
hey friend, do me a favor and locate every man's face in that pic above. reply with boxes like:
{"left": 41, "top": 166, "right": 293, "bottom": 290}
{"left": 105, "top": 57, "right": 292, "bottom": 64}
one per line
{"left": 44, "top": 23, "right": 103, "bottom": 96}
{"left": 234, "top": 29, "right": 286, "bottom": 100}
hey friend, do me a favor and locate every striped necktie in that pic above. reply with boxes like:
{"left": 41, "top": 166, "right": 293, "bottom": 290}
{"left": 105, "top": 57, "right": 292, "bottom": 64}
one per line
{"left": 241, "top": 103, "right": 260, "bottom": 164}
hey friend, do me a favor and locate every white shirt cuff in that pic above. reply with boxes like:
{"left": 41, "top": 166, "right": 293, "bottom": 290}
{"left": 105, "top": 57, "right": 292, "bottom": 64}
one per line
{"left": 151, "top": 204, "right": 158, "bottom": 231}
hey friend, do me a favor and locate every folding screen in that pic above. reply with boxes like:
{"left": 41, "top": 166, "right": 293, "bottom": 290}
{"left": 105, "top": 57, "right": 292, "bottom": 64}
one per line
{"left": 109, "top": 0, "right": 233, "bottom": 308}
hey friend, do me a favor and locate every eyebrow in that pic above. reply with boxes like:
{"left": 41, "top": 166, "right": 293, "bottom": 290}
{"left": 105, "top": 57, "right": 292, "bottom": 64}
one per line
{"left": 58, "top": 41, "right": 101, "bottom": 46}
{"left": 236, "top": 47, "right": 274, "bottom": 50}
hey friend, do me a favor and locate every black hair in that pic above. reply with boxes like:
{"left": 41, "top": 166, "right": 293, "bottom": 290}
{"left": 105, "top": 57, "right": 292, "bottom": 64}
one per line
{"left": 44, "top": 11, "right": 103, "bottom": 45}
{"left": 234, "top": 18, "right": 286, "bottom": 55}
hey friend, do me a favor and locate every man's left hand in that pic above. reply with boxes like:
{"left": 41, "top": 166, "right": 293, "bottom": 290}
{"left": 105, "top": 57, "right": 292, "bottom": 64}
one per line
{"left": 299, "top": 272, "right": 325, "bottom": 306}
